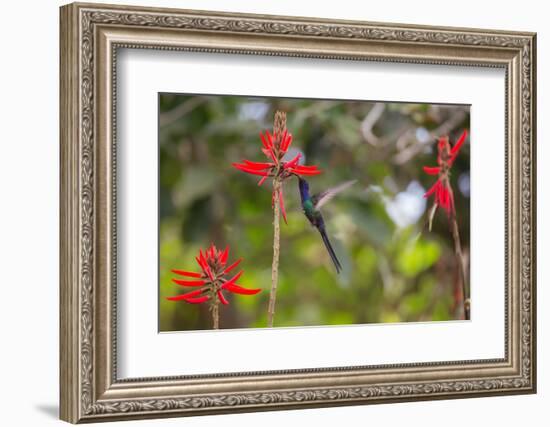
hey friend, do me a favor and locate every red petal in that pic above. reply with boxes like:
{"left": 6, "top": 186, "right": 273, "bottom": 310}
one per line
{"left": 449, "top": 130, "right": 467, "bottom": 165}
{"left": 436, "top": 182, "right": 444, "bottom": 206}
{"left": 196, "top": 251, "right": 206, "bottom": 269}
{"left": 437, "top": 183, "right": 453, "bottom": 216}
{"left": 221, "top": 270, "right": 244, "bottom": 288}
{"left": 279, "top": 188, "right": 287, "bottom": 224}
{"left": 292, "top": 164, "right": 318, "bottom": 171}
{"left": 423, "top": 166, "right": 441, "bottom": 175}
{"left": 167, "top": 289, "right": 208, "bottom": 303}
{"left": 195, "top": 256, "right": 203, "bottom": 269}
{"left": 172, "top": 278, "right": 206, "bottom": 287}
{"left": 201, "top": 250, "right": 211, "bottom": 269}
{"left": 424, "top": 180, "right": 439, "bottom": 198}
{"left": 197, "top": 250, "right": 214, "bottom": 281}
{"left": 439, "top": 185, "right": 455, "bottom": 216}
{"left": 219, "top": 246, "right": 229, "bottom": 265}
{"left": 217, "top": 290, "right": 229, "bottom": 305}
{"left": 171, "top": 269, "right": 202, "bottom": 278}
{"left": 182, "top": 289, "right": 204, "bottom": 299}
{"left": 223, "top": 258, "right": 242, "bottom": 274}
{"left": 266, "top": 130, "right": 273, "bottom": 147}
{"left": 260, "top": 131, "right": 272, "bottom": 149}
{"left": 281, "top": 131, "right": 293, "bottom": 152}
{"left": 258, "top": 175, "right": 268, "bottom": 186}
{"left": 291, "top": 166, "right": 322, "bottom": 176}
{"left": 283, "top": 153, "right": 301, "bottom": 169}
{"left": 183, "top": 295, "right": 211, "bottom": 304}
{"left": 451, "top": 130, "right": 468, "bottom": 156}
{"left": 232, "top": 163, "right": 271, "bottom": 176}
{"left": 440, "top": 186, "right": 448, "bottom": 210}
{"left": 261, "top": 148, "right": 278, "bottom": 163}
{"left": 242, "top": 160, "right": 274, "bottom": 170}
{"left": 223, "top": 283, "right": 261, "bottom": 295}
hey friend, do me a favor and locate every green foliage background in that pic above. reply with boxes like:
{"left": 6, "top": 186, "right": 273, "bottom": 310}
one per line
{"left": 158, "top": 94, "right": 470, "bottom": 331}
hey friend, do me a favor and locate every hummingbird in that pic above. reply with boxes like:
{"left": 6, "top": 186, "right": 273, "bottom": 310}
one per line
{"left": 297, "top": 177, "right": 356, "bottom": 273}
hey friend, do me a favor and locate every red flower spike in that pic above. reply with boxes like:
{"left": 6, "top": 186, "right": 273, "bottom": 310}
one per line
{"left": 168, "top": 246, "right": 260, "bottom": 311}
{"left": 423, "top": 130, "right": 468, "bottom": 219}
{"left": 172, "top": 278, "right": 206, "bottom": 287}
{"left": 171, "top": 269, "right": 202, "bottom": 278}
{"left": 233, "top": 119, "right": 322, "bottom": 226}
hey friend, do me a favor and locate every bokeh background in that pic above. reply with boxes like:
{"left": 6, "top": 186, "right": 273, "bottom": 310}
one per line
{"left": 158, "top": 94, "right": 470, "bottom": 331}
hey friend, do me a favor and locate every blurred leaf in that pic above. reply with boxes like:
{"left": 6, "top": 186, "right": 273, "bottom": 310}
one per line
{"left": 396, "top": 238, "right": 441, "bottom": 278}
{"left": 173, "top": 166, "right": 219, "bottom": 209}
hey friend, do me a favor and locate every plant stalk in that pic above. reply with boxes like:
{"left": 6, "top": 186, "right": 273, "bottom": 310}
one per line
{"left": 451, "top": 214, "right": 470, "bottom": 320}
{"left": 267, "top": 177, "right": 281, "bottom": 327}
{"left": 212, "top": 299, "right": 219, "bottom": 329}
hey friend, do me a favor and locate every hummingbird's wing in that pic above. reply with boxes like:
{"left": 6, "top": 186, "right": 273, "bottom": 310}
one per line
{"left": 312, "top": 180, "right": 357, "bottom": 209}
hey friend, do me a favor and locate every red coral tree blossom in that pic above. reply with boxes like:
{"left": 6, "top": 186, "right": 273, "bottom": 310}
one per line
{"left": 232, "top": 112, "right": 321, "bottom": 223}
{"left": 423, "top": 129, "right": 468, "bottom": 221}
{"left": 167, "top": 244, "right": 261, "bottom": 329}
{"left": 423, "top": 129, "right": 470, "bottom": 320}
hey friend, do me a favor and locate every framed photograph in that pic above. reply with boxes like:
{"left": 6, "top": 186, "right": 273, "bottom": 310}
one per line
{"left": 60, "top": 2, "right": 537, "bottom": 423}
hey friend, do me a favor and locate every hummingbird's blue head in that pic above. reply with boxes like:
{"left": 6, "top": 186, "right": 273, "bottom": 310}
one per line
{"left": 298, "top": 176, "right": 310, "bottom": 200}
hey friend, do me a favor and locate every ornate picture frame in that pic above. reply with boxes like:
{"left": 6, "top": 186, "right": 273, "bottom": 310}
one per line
{"left": 60, "top": 2, "right": 536, "bottom": 423}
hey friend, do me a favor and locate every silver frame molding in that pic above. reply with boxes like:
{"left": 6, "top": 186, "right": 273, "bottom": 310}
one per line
{"left": 60, "top": 2, "right": 536, "bottom": 423}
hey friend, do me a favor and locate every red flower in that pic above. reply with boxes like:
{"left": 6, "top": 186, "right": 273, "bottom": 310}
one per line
{"left": 233, "top": 128, "right": 321, "bottom": 223}
{"left": 423, "top": 130, "right": 468, "bottom": 218}
{"left": 167, "top": 244, "right": 261, "bottom": 305}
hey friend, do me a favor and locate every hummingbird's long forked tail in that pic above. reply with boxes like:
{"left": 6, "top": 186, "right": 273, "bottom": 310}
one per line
{"left": 319, "top": 226, "right": 342, "bottom": 274}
